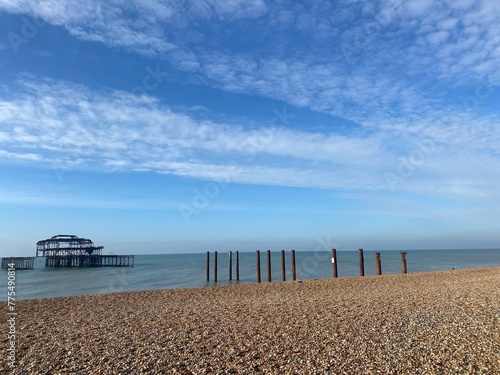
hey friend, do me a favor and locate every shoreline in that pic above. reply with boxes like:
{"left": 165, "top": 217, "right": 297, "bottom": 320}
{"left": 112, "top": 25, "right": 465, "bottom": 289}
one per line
{"left": 2, "top": 267, "right": 499, "bottom": 373}
{"left": 4, "top": 263, "right": 500, "bottom": 302}
{"left": 3, "top": 248, "right": 500, "bottom": 301}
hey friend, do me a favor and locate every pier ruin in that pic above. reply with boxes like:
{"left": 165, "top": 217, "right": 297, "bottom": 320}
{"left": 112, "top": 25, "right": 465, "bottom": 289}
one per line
{"left": 36, "top": 235, "right": 134, "bottom": 268}
{"left": 1, "top": 257, "right": 35, "bottom": 270}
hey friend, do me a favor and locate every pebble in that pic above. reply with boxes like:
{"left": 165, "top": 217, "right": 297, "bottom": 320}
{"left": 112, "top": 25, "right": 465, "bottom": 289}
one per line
{"left": 2, "top": 267, "right": 498, "bottom": 374}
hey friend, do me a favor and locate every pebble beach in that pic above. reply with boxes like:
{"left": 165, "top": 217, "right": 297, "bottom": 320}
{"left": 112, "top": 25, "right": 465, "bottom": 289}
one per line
{"left": 3, "top": 267, "right": 499, "bottom": 374}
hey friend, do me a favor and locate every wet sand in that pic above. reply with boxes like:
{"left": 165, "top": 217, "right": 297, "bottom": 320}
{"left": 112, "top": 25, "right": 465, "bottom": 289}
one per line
{"left": 2, "top": 267, "right": 499, "bottom": 374}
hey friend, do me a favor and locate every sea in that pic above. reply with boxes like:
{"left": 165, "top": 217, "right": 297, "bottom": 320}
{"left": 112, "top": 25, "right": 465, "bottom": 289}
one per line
{"left": 2, "top": 249, "right": 499, "bottom": 301}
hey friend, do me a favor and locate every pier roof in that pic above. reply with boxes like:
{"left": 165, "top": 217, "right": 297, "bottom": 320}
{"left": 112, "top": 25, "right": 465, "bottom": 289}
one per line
{"left": 36, "top": 235, "right": 104, "bottom": 257}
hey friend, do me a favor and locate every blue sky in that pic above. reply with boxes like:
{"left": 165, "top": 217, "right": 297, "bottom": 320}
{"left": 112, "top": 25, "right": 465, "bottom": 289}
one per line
{"left": 1, "top": 0, "right": 499, "bottom": 256}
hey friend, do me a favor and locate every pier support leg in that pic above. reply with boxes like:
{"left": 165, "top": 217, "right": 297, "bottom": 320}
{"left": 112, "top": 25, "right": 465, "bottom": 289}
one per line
{"left": 256, "top": 250, "right": 261, "bottom": 283}
{"left": 267, "top": 250, "right": 271, "bottom": 282}
{"left": 236, "top": 251, "right": 239, "bottom": 281}
{"left": 291, "top": 250, "right": 296, "bottom": 281}
{"left": 214, "top": 251, "right": 218, "bottom": 282}
{"left": 401, "top": 252, "right": 407, "bottom": 274}
{"left": 331, "top": 248, "right": 338, "bottom": 278}
{"left": 375, "top": 252, "right": 382, "bottom": 275}
{"left": 206, "top": 251, "right": 210, "bottom": 282}
{"left": 359, "top": 248, "right": 365, "bottom": 276}
{"left": 281, "top": 250, "right": 286, "bottom": 281}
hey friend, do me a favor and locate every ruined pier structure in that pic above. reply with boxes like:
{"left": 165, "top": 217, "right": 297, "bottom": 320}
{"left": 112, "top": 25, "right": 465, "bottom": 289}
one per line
{"left": 36, "top": 235, "right": 134, "bottom": 268}
{"left": 1, "top": 257, "right": 35, "bottom": 270}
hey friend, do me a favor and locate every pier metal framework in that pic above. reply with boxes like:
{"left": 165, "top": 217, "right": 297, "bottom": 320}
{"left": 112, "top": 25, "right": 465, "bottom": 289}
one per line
{"left": 1, "top": 257, "right": 35, "bottom": 270}
{"left": 36, "top": 235, "right": 104, "bottom": 257}
{"left": 44, "top": 255, "right": 134, "bottom": 268}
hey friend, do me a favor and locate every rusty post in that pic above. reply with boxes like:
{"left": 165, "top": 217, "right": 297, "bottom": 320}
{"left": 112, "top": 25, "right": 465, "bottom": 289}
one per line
{"left": 266, "top": 250, "right": 272, "bottom": 282}
{"left": 256, "top": 250, "right": 261, "bottom": 283}
{"left": 400, "top": 251, "right": 407, "bottom": 274}
{"left": 375, "top": 252, "right": 382, "bottom": 275}
{"left": 214, "top": 251, "right": 218, "bottom": 282}
{"left": 358, "top": 248, "right": 365, "bottom": 276}
{"left": 291, "top": 249, "right": 296, "bottom": 281}
{"left": 228, "top": 251, "right": 232, "bottom": 280}
{"left": 281, "top": 249, "right": 286, "bottom": 281}
{"left": 206, "top": 251, "right": 210, "bottom": 281}
{"left": 331, "top": 248, "right": 338, "bottom": 278}
{"left": 236, "top": 251, "right": 239, "bottom": 281}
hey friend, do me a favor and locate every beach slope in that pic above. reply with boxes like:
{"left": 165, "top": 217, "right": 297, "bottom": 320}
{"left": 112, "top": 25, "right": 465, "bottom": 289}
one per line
{"left": 2, "top": 267, "right": 499, "bottom": 374}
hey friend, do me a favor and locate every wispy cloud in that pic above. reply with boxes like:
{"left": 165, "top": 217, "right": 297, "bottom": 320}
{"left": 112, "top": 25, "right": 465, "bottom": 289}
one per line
{"left": 32, "top": 49, "right": 54, "bottom": 57}
{"left": 0, "top": 184, "right": 180, "bottom": 210}
{"left": 2, "top": 1, "right": 498, "bottom": 122}
{"left": 0, "top": 76, "right": 386, "bottom": 189}
{"left": 1, "top": 1, "right": 500, "bottom": 206}
{"left": 0, "top": 75, "right": 499, "bottom": 204}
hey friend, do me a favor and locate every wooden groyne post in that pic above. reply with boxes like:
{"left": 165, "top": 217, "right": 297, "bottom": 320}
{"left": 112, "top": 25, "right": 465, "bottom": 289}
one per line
{"left": 400, "top": 251, "right": 407, "bottom": 274}
{"left": 266, "top": 250, "right": 272, "bottom": 282}
{"left": 331, "top": 248, "right": 338, "bottom": 278}
{"left": 281, "top": 250, "right": 286, "bottom": 281}
{"left": 228, "top": 251, "right": 232, "bottom": 280}
{"left": 235, "top": 251, "right": 239, "bottom": 281}
{"left": 358, "top": 248, "right": 365, "bottom": 276}
{"left": 256, "top": 250, "right": 261, "bottom": 283}
{"left": 375, "top": 252, "right": 382, "bottom": 275}
{"left": 291, "top": 249, "right": 296, "bottom": 281}
{"left": 206, "top": 251, "right": 210, "bottom": 281}
{"left": 214, "top": 251, "right": 218, "bottom": 282}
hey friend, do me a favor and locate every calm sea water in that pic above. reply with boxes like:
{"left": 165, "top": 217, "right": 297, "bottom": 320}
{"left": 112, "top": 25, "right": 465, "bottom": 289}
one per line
{"left": 2, "top": 249, "right": 499, "bottom": 300}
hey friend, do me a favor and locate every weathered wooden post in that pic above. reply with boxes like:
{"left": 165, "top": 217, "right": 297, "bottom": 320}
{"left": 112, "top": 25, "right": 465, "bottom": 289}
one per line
{"left": 206, "top": 251, "right": 210, "bottom": 281}
{"left": 281, "top": 249, "right": 286, "bottom": 281}
{"left": 291, "top": 249, "right": 297, "bottom": 281}
{"left": 256, "top": 250, "right": 261, "bottom": 283}
{"left": 266, "top": 250, "right": 272, "bottom": 282}
{"left": 375, "top": 252, "right": 382, "bottom": 275}
{"left": 214, "top": 251, "right": 218, "bottom": 282}
{"left": 228, "top": 251, "right": 232, "bottom": 280}
{"left": 236, "top": 251, "right": 240, "bottom": 281}
{"left": 400, "top": 251, "right": 407, "bottom": 274}
{"left": 331, "top": 248, "right": 338, "bottom": 278}
{"left": 358, "top": 248, "right": 365, "bottom": 276}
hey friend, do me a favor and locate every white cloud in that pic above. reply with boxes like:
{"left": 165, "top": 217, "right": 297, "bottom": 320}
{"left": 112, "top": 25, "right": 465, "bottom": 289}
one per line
{"left": 445, "top": 0, "right": 475, "bottom": 11}
{"left": 403, "top": 0, "right": 435, "bottom": 18}
{"left": 427, "top": 30, "right": 449, "bottom": 45}
{"left": 438, "top": 17, "right": 459, "bottom": 30}
{"left": 1, "top": 1, "right": 500, "bottom": 207}
{"left": 1, "top": 0, "right": 499, "bottom": 118}
{"left": 0, "top": 76, "right": 500, "bottom": 204}
{"left": 32, "top": 49, "right": 55, "bottom": 57}
{"left": 0, "top": 77, "right": 387, "bottom": 189}
{"left": 191, "top": 0, "right": 268, "bottom": 20}
{"left": 0, "top": 149, "right": 42, "bottom": 160}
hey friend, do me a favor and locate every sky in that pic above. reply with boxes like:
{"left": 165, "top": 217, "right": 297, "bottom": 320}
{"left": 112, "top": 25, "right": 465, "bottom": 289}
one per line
{"left": 0, "top": 0, "right": 499, "bottom": 256}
